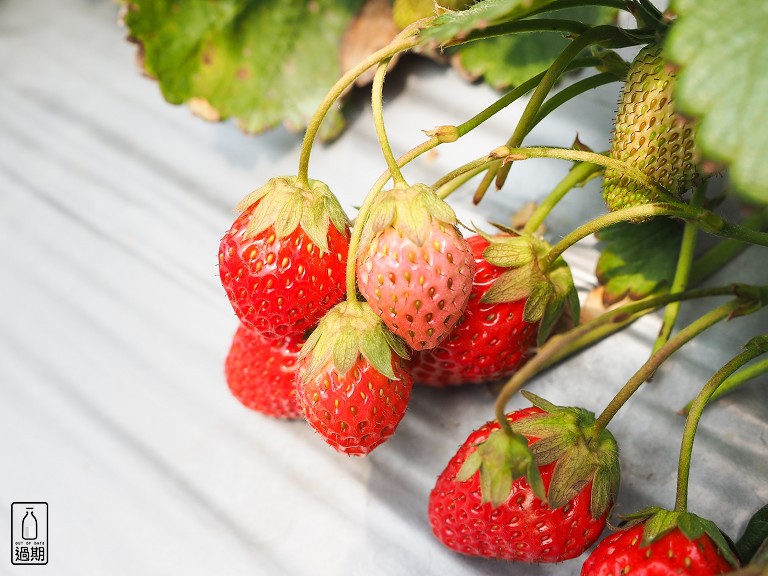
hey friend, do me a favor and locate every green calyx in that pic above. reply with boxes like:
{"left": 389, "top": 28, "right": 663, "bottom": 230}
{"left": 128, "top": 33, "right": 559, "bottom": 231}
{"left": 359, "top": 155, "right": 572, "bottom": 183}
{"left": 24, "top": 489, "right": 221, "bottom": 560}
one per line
{"left": 236, "top": 176, "right": 349, "bottom": 254}
{"left": 455, "top": 392, "right": 620, "bottom": 517}
{"left": 621, "top": 507, "right": 739, "bottom": 568}
{"left": 479, "top": 232, "right": 580, "bottom": 345}
{"left": 356, "top": 183, "right": 457, "bottom": 257}
{"left": 511, "top": 391, "right": 620, "bottom": 519}
{"left": 456, "top": 427, "right": 545, "bottom": 509}
{"left": 297, "top": 301, "right": 409, "bottom": 383}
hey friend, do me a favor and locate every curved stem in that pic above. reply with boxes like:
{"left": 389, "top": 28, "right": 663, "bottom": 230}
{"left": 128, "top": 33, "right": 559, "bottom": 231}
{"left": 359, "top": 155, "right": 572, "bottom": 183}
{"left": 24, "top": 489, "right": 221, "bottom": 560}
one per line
{"left": 675, "top": 341, "right": 768, "bottom": 512}
{"left": 371, "top": 58, "right": 407, "bottom": 187}
{"left": 522, "top": 161, "right": 604, "bottom": 235}
{"left": 681, "top": 356, "right": 768, "bottom": 414}
{"left": 494, "top": 24, "right": 633, "bottom": 190}
{"left": 492, "top": 284, "right": 741, "bottom": 429}
{"left": 297, "top": 34, "right": 420, "bottom": 186}
{"left": 652, "top": 183, "right": 707, "bottom": 355}
{"left": 529, "top": 73, "right": 619, "bottom": 131}
{"left": 436, "top": 164, "right": 488, "bottom": 199}
{"left": 591, "top": 300, "right": 743, "bottom": 436}
{"left": 501, "top": 146, "right": 670, "bottom": 198}
{"left": 541, "top": 203, "right": 687, "bottom": 268}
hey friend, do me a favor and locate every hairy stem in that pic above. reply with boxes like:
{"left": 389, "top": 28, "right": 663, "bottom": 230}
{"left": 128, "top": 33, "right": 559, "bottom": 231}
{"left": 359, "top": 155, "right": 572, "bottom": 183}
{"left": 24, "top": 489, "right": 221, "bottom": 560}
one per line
{"left": 675, "top": 338, "right": 768, "bottom": 512}
{"left": 371, "top": 58, "right": 407, "bottom": 187}
{"left": 493, "top": 25, "right": 633, "bottom": 191}
{"left": 591, "top": 300, "right": 744, "bottom": 436}
{"left": 652, "top": 183, "right": 707, "bottom": 356}
{"left": 493, "top": 284, "right": 741, "bottom": 430}
{"left": 297, "top": 34, "right": 420, "bottom": 186}
{"left": 681, "top": 356, "right": 768, "bottom": 414}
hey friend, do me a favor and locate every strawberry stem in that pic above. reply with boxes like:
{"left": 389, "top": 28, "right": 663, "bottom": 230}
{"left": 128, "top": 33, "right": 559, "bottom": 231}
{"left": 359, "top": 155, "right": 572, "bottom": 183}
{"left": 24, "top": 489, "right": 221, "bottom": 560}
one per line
{"left": 492, "top": 284, "right": 742, "bottom": 431}
{"left": 681, "top": 356, "right": 768, "bottom": 415}
{"left": 296, "top": 29, "right": 423, "bottom": 187}
{"left": 590, "top": 299, "right": 750, "bottom": 437}
{"left": 371, "top": 58, "right": 407, "bottom": 187}
{"left": 651, "top": 182, "right": 707, "bottom": 359}
{"left": 675, "top": 336, "right": 768, "bottom": 512}
{"left": 492, "top": 25, "right": 635, "bottom": 193}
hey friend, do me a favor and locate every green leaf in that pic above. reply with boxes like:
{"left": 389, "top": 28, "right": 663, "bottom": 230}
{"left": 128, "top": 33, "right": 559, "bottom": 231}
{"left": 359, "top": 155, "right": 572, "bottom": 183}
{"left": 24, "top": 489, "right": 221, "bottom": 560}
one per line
{"left": 122, "top": 0, "right": 364, "bottom": 136}
{"left": 666, "top": 0, "right": 768, "bottom": 205}
{"left": 453, "top": 7, "right": 617, "bottom": 90}
{"left": 483, "top": 237, "right": 534, "bottom": 268}
{"left": 420, "top": 0, "right": 557, "bottom": 44}
{"left": 595, "top": 219, "right": 684, "bottom": 305}
{"left": 738, "top": 505, "right": 768, "bottom": 564}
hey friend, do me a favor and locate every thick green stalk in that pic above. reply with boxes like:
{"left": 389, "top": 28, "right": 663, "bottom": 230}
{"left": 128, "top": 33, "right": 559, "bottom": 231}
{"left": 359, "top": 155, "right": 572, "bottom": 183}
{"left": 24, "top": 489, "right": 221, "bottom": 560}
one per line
{"left": 675, "top": 337, "right": 768, "bottom": 512}
{"left": 529, "top": 73, "right": 619, "bottom": 131}
{"left": 652, "top": 183, "right": 708, "bottom": 355}
{"left": 591, "top": 300, "right": 743, "bottom": 436}
{"left": 681, "top": 356, "right": 768, "bottom": 414}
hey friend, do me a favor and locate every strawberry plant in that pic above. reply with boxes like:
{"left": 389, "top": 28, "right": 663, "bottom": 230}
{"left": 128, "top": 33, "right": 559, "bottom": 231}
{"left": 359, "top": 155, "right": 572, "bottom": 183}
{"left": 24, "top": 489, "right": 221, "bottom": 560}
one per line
{"left": 124, "top": 0, "right": 768, "bottom": 571}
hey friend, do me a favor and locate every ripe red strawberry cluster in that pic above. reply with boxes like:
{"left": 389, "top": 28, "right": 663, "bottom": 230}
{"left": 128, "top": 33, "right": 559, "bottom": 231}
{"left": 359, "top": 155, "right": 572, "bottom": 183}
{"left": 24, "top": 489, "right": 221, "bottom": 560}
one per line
{"left": 218, "top": 176, "right": 542, "bottom": 455}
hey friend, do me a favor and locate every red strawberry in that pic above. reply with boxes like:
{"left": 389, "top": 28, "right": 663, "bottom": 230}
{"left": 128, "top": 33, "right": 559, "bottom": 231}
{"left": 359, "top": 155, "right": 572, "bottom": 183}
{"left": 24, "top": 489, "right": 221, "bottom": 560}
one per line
{"left": 582, "top": 510, "right": 738, "bottom": 575}
{"left": 224, "top": 323, "right": 303, "bottom": 418}
{"left": 429, "top": 395, "right": 619, "bottom": 563}
{"left": 295, "top": 300, "right": 413, "bottom": 456}
{"left": 219, "top": 176, "right": 350, "bottom": 339}
{"left": 410, "top": 234, "right": 539, "bottom": 386}
{"left": 356, "top": 183, "right": 475, "bottom": 351}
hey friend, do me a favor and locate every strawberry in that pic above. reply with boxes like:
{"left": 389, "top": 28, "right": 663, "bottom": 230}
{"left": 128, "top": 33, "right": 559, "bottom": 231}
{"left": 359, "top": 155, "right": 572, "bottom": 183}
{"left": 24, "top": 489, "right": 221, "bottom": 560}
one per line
{"left": 429, "top": 394, "right": 619, "bottom": 563}
{"left": 219, "top": 176, "right": 350, "bottom": 339}
{"left": 295, "top": 300, "right": 412, "bottom": 456}
{"left": 410, "top": 234, "right": 539, "bottom": 386}
{"left": 603, "top": 43, "right": 700, "bottom": 211}
{"left": 581, "top": 508, "right": 738, "bottom": 575}
{"left": 224, "top": 323, "right": 303, "bottom": 418}
{"left": 356, "top": 183, "right": 475, "bottom": 351}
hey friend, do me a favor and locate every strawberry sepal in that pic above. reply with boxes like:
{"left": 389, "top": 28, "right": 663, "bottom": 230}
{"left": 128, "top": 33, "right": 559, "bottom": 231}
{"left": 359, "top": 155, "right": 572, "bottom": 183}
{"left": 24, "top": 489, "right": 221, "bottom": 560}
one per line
{"left": 298, "top": 301, "right": 407, "bottom": 382}
{"left": 236, "top": 176, "right": 350, "bottom": 254}
{"left": 511, "top": 391, "right": 620, "bottom": 519}
{"left": 456, "top": 428, "right": 545, "bottom": 508}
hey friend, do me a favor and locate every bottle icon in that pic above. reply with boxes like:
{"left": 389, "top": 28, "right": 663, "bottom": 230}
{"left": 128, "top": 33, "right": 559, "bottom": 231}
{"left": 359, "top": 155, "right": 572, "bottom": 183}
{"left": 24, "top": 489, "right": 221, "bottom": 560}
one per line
{"left": 22, "top": 508, "right": 37, "bottom": 540}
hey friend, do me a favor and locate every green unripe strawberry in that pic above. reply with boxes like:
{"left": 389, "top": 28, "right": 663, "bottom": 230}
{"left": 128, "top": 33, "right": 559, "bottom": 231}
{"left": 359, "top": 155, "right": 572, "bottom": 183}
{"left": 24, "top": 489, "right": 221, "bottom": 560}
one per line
{"left": 603, "top": 43, "right": 699, "bottom": 211}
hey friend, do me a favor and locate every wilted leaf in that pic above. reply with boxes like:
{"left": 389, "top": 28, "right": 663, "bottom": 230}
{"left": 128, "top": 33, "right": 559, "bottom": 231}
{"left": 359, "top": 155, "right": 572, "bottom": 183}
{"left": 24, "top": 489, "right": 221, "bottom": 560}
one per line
{"left": 122, "top": 0, "right": 364, "bottom": 138}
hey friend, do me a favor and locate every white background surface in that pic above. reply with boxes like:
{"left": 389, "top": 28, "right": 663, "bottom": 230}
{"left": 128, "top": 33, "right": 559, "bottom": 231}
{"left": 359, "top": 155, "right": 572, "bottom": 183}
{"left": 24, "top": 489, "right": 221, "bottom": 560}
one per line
{"left": 0, "top": 1, "right": 766, "bottom": 574}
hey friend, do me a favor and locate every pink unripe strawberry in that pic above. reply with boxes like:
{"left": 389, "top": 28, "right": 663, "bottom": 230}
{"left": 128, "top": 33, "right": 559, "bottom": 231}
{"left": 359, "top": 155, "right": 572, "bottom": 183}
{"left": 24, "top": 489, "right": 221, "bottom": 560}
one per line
{"left": 356, "top": 184, "right": 475, "bottom": 351}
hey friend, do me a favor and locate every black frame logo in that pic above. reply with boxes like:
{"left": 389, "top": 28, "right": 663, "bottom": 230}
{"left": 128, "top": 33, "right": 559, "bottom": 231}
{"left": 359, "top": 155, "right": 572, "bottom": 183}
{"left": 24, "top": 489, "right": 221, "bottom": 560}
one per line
{"left": 11, "top": 503, "right": 48, "bottom": 565}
